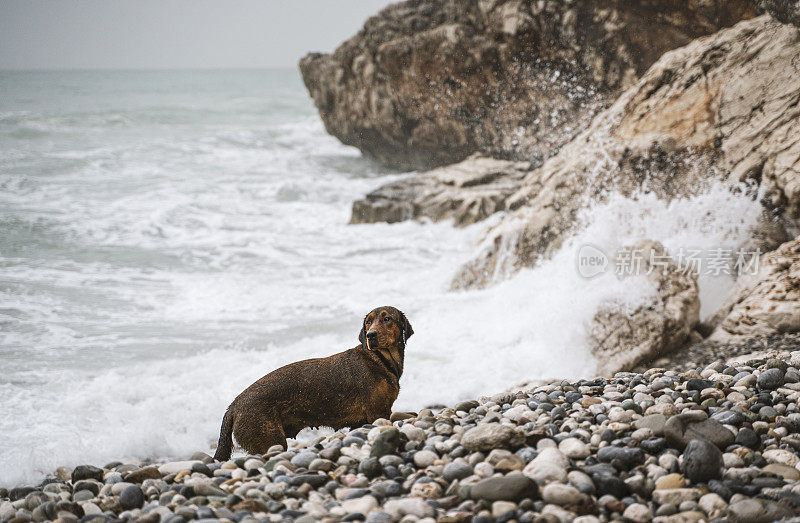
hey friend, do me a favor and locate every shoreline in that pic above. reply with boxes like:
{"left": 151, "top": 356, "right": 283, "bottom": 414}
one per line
{"left": 3, "top": 349, "right": 800, "bottom": 522}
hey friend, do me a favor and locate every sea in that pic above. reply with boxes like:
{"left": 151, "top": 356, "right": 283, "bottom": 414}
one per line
{"left": 0, "top": 69, "right": 766, "bottom": 485}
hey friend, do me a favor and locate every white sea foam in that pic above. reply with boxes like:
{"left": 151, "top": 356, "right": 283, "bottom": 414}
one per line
{"left": 0, "top": 70, "right": 767, "bottom": 486}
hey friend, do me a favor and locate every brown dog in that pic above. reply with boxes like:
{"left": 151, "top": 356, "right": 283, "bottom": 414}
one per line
{"left": 213, "top": 306, "right": 413, "bottom": 461}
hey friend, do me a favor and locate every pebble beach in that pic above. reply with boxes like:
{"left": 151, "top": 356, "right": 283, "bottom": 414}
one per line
{"left": 4, "top": 349, "right": 800, "bottom": 523}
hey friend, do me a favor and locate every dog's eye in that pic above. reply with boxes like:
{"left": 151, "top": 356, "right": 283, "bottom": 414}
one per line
{"left": 383, "top": 316, "right": 390, "bottom": 322}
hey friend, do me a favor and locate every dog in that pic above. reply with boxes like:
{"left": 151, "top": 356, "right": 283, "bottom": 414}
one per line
{"left": 213, "top": 306, "right": 413, "bottom": 460}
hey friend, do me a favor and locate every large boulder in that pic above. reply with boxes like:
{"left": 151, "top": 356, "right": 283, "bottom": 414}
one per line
{"left": 453, "top": 15, "right": 800, "bottom": 289}
{"left": 350, "top": 155, "right": 530, "bottom": 225}
{"left": 592, "top": 241, "right": 700, "bottom": 375}
{"left": 300, "top": 0, "right": 757, "bottom": 170}
{"left": 709, "top": 235, "right": 800, "bottom": 342}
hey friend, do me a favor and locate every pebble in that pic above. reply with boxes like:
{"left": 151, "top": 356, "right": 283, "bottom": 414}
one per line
{"left": 119, "top": 485, "right": 144, "bottom": 510}
{"left": 681, "top": 439, "right": 723, "bottom": 482}
{"left": 727, "top": 498, "right": 793, "bottom": 522}
{"left": 412, "top": 449, "right": 438, "bottom": 468}
{"left": 70, "top": 465, "right": 103, "bottom": 483}
{"left": 558, "top": 438, "right": 590, "bottom": 459}
{"left": 523, "top": 447, "right": 568, "bottom": 484}
{"left": 698, "top": 493, "right": 727, "bottom": 519}
{"left": 290, "top": 451, "right": 317, "bottom": 468}
{"left": 734, "top": 427, "right": 761, "bottom": 449}
{"left": 762, "top": 462, "right": 800, "bottom": 480}
{"left": 342, "top": 494, "right": 379, "bottom": 515}
{"left": 157, "top": 460, "right": 199, "bottom": 475}
{"left": 664, "top": 414, "right": 734, "bottom": 449}
{"left": 623, "top": 503, "right": 652, "bottom": 522}
{"left": 655, "top": 473, "right": 685, "bottom": 490}
{"left": 461, "top": 423, "right": 524, "bottom": 451}
{"left": 383, "top": 498, "right": 434, "bottom": 519}
{"left": 652, "top": 488, "right": 702, "bottom": 505}
{"left": 470, "top": 475, "right": 538, "bottom": 501}
{"left": 757, "top": 368, "right": 784, "bottom": 389}
{"left": 442, "top": 460, "right": 473, "bottom": 481}
{"left": 491, "top": 500, "right": 517, "bottom": 519}
{"left": 541, "top": 483, "right": 582, "bottom": 505}
{"left": 4, "top": 350, "right": 800, "bottom": 523}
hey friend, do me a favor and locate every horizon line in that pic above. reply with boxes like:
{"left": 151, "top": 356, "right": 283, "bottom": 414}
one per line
{"left": 0, "top": 65, "right": 299, "bottom": 72}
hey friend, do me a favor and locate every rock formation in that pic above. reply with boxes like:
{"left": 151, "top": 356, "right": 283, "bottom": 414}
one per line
{"left": 300, "top": 0, "right": 758, "bottom": 170}
{"left": 762, "top": 0, "right": 800, "bottom": 25}
{"left": 351, "top": 155, "right": 530, "bottom": 226}
{"left": 591, "top": 241, "right": 700, "bottom": 376}
{"left": 453, "top": 15, "right": 800, "bottom": 288}
{"left": 709, "top": 235, "right": 800, "bottom": 342}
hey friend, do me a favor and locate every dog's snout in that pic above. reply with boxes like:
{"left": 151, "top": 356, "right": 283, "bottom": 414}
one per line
{"left": 366, "top": 331, "right": 378, "bottom": 341}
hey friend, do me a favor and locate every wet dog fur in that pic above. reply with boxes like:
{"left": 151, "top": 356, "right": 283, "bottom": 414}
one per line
{"left": 213, "top": 306, "right": 413, "bottom": 460}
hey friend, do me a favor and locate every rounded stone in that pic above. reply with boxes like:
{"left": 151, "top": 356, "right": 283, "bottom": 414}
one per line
{"left": 655, "top": 473, "right": 685, "bottom": 490}
{"left": 413, "top": 450, "right": 438, "bottom": 468}
{"left": 71, "top": 465, "right": 103, "bottom": 483}
{"left": 119, "top": 485, "right": 145, "bottom": 510}
{"left": 290, "top": 452, "right": 317, "bottom": 469}
{"left": 72, "top": 490, "right": 94, "bottom": 502}
{"left": 358, "top": 457, "right": 382, "bottom": 478}
{"left": 470, "top": 475, "right": 539, "bottom": 502}
{"left": 462, "top": 423, "right": 524, "bottom": 451}
{"left": 541, "top": 483, "right": 582, "bottom": 505}
{"left": 664, "top": 414, "right": 734, "bottom": 450}
{"left": 757, "top": 368, "right": 784, "bottom": 390}
{"left": 443, "top": 461, "right": 473, "bottom": 481}
{"left": 728, "top": 499, "right": 793, "bottom": 523}
{"left": 698, "top": 493, "right": 727, "bottom": 519}
{"left": 558, "top": 438, "right": 590, "bottom": 459}
{"left": 622, "top": 503, "right": 652, "bottom": 523}
{"left": 681, "top": 439, "right": 722, "bottom": 482}
{"left": 735, "top": 428, "right": 761, "bottom": 449}
{"left": 370, "top": 428, "right": 402, "bottom": 458}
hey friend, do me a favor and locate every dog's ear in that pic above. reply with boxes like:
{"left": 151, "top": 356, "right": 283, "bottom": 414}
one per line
{"left": 400, "top": 311, "right": 414, "bottom": 341}
{"left": 358, "top": 315, "right": 368, "bottom": 348}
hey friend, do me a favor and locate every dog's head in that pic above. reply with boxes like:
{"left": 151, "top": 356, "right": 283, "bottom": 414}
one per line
{"left": 358, "top": 306, "right": 413, "bottom": 351}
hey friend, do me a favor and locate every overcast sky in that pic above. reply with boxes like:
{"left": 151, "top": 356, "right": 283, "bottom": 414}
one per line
{"left": 0, "top": 0, "right": 393, "bottom": 69}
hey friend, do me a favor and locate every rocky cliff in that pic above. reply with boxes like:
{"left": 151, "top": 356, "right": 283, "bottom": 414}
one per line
{"left": 300, "top": 0, "right": 758, "bottom": 170}
{"left": 350, "top": 155, "right": 531, "bottom": 226}
{"left": 301, "top": 1, "right": 800, "bottom": 375}
{"left": 453, "top": 15, "right": 800, "bottom": 288}
{"left": 709, "top": 236, "right": 800, "bottom": 342}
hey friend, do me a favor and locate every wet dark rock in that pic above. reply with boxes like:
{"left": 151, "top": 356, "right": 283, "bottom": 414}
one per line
{"left": 681, "top": 439, "right": 723, "bottom": 482}
{"left": 757, "top": 368, "right": 785, "bottom": 389}
{"left": 640, "top": 438, "right": 667, "bottom": 455}
{"left": 358, "top": 458, "right": 383, "bottom": 479}
{"left": 71, "top": 465, "right": 104, "bottom": 483}
{"left": 735, "top": 428, "right": 761, "bottom": 450}
{"left": 686, "top": 378, "right": 714, "bottom": 391}
{"left": 55, "top": 501, "right": 85, "bottom": 518}
{"left": 664, "top": 414, "right": 734, "bottom": 449}
{"left": 371, "top": 428, "right": 402, "bottom": 458}
{"left": 123, "top": 466, "right": 161, "bottom": 484}
{"left": 710, "top": 410, "right": 744, "bottom": 426}
{"left": 596, "top": 446, "right": 642, "bottom": 468}
{"left": 469, "top": 476, "right": 538, "bottom": 502}
{"left": 119, "top": 485, "right": 145, "bottom": 510}
{"left": 9, "top": 486, "right": 37, "bottom": 502}
{"left": 291, "top": 474, "right": 329, "bottom": 488}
